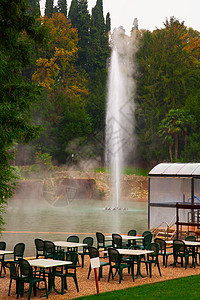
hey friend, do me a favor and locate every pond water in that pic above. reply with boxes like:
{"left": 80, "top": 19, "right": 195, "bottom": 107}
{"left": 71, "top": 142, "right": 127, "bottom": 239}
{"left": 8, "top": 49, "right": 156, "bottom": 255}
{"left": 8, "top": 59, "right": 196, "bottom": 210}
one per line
{"left": 1, "top": 197, "right": 148, "bottom": 258}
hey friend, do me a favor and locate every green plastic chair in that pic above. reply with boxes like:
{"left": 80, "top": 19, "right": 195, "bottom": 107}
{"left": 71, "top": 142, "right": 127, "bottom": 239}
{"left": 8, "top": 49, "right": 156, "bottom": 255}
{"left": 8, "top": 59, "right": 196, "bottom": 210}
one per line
{"left": 173, "top": 240, "right": 193, "bottom": 269}
{"left": 65, "top": 251, "right": 80, "bottom": 292}
{"left": 96, "top": 232, "right": 112, "bottom": 251}
{"left": 87, "top": 246, "right": 109, "bottom": 281}
{"left": 5, "top": 261, "right": 20, "bottom": 296}
{"left": 142, "top": 242, "right": 162, "bottom": 278}
{"left": 0, "top": 241, "right": 6, "bottom": 276}
{"left": 13, "top": 243, "right": 25, "bottom": 262}
{"left": 34, "top": 238, "right": 45, "bottom": 259}
{"left": 127, "top": 230, "right": 137, "bottom": 247}
{"left": 44, "top": 240, "right": 56, "bottom": 259}
{"left": 154, "top": 238, "right": 173, "bottom": 267}
{"left": 79, "top": 237, "right": 94, "bottom": 268}
{"left": 67, "top": 235, "right": 79, "bottom": 252}
{"left": 107, "top": 247, "right": 134, "bottom": 284}
{"left": 18, "top": 258, "right": 48, "bottom": 300}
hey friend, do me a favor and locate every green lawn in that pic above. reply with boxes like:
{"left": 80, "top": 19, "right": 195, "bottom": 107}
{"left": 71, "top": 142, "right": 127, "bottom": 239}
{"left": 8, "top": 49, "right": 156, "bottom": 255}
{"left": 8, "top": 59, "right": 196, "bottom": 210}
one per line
{"left": 77, "top": 275, "right": 200, "bottom": 299}
{"left": 93, "top": 167, "right": 149, "bottom": 177}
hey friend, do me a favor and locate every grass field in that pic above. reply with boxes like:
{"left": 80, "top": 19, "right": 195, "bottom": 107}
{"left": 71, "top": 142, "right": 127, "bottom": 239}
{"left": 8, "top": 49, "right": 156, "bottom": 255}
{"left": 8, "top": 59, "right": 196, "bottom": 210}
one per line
{"left": 77, "top": 274, "right": 200, "bottom": 299}
{"left": 94, "top": 167, "right": 149, "bottom": 177}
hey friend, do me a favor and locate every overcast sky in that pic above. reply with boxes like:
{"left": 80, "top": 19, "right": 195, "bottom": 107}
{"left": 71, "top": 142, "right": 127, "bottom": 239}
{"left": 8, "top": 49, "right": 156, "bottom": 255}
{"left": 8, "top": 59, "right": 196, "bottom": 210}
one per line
{"left": 40, "top": 0, "right": 200, "bottom": 34}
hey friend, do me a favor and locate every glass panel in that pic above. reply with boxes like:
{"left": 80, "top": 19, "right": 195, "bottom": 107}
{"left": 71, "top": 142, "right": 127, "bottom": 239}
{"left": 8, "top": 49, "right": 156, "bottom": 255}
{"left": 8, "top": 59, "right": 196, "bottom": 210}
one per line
{"left": 150, "top": 177, "right": 191, "bottom": 204}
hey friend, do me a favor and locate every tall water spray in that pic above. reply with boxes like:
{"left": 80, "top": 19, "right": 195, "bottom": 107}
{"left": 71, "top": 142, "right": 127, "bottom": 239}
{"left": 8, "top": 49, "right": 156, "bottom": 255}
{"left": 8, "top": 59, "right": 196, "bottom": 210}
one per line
{"left": 105, "top": 27, "right": 136, "bottom": 209}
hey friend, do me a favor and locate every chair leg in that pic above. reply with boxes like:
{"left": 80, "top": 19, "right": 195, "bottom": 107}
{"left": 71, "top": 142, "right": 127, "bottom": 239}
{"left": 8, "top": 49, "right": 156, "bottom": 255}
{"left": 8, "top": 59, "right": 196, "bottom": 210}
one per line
{"left": 73, "top": 275, "right": 79, "bottom": 292}
{"left": 157, "top": 261, "right": 162, "bottom": 276}
{"left": 87, "top": 265, "right": 91, "bottom": 279}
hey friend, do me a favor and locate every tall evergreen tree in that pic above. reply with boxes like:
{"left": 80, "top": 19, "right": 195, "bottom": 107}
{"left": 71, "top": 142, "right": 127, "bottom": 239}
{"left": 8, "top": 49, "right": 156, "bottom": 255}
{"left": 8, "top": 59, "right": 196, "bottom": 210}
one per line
{"left": 45, "top": 0, "right": 54, "bottom": 17}
{"left": 68, "top": 0, "right": 79, "bottom": 25}
{"left": 0, "top": 0, "right": 45, "bottom": 230}
{"left": 56, "top": 0, "right": 67, "bottom": 17}
{"left": 68, "top": 0, "right": 91, "bottom": 71}
{"left": 89, "top": 0, "right": 110, "bottom": 77}
{"left": 27, "top": 0, "right": 40, "bottom": 14}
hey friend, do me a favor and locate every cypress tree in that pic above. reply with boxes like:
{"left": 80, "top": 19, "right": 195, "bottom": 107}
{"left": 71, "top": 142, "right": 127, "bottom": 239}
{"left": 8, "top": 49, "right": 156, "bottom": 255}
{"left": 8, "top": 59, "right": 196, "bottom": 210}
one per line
{"left": 56, "top": 0, "right": 67, "bottom": 17}
{"left": 68, "top": 0, "right": 79, "bottom": 26}
{"left": 45, "top": 0, "right": 54, "bottom": 18}
{"left": 68, "top": 0, "right": 91, "bottom": 71}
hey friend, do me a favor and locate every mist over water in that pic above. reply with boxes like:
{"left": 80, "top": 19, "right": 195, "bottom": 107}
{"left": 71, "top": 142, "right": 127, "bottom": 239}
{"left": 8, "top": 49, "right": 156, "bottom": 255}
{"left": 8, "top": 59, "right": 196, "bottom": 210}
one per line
{"left": 105, "top": 27, "right": 137, "bottom": 209}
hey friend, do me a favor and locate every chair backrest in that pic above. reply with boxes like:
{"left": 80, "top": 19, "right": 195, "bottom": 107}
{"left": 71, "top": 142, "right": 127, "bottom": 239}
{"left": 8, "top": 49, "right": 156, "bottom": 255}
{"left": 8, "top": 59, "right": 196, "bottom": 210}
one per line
{"left": 88, "top": 246, "right": 99, "bottom": 259}
{"left": 66, "top": 251, "right": 79, "bottom": 267}
{"left": 173, "top": 240, "right": 186, "bottom": 255}
{"left": 0, "top": 241, "right": 6, "bottom": 250}
{"left": 67, "top": 235, "right": 79, "bottom": 243}
{"left": 185, "top": 235, "right": 196, "bottom": 241}
{"left": 83, "top": 237, "right": 94, "bottom": 253}
{"left": 108, "top": 247, "right": 120, "bottom": 264}
{"left": 96, "top": 232, "right": 105, "bottom": 248}
{"left": 44, "top": 240, "right": 55, "bottom": 256}
{"left": 154, "top": 238, "right": 166, "bottom": 253}
{"left": 143, "top": 233, "right": 153, "bottom": 248}
{"left": 112, "top": 233, "right": 122, "bottom": 249}
{"left": 18, "top": 258, "right": 31, "bottom": 279}
{"left": 34, "top": 238, "right": 45, "bottom": 258}
{"left": 142, "top": 230, "right": 152, "bottom": 237}
{"left": 146, "top": 242, "right": 160, "bottom": 255}
{"left": 14, "top": 243, "right": 25, "bottom": 261}
{"left": 128, "top": 230, "right": 137, "bottom": 236}
{"left": 6, "top": 261, "right": 19, "bottom": 280}
{"left": 112, "top": 234, "right": 122, "bottom": 249}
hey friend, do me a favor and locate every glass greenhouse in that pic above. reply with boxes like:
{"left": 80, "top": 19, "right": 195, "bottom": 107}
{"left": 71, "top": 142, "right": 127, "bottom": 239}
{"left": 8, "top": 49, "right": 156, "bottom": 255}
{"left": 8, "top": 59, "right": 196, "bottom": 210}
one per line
{"left": 148, "top": 163, "right": 200, "bottom": 229}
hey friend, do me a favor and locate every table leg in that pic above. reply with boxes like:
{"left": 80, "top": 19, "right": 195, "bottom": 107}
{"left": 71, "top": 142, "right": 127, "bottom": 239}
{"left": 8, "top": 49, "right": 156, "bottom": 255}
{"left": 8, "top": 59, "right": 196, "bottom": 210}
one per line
{"left": 135, "top": 256, "right": 146, "bottom": 279}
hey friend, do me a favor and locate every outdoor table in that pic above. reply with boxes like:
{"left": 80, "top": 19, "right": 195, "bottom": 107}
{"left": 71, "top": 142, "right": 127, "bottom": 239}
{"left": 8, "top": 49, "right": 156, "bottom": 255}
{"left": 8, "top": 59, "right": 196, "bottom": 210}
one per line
{"left": 54, "top": 241, "right": 87, "bottom": 248}
{"left": 105, "top": 235, "right": 144, "bottom": 241}
{"left": 117, "top": 248, "right": 154, "bottom": 279}
{"left": 0, "top": 250, "right": 14, "bottom": 278}
{"left": 28, "top": 258, "right": 72, "bottom": 296}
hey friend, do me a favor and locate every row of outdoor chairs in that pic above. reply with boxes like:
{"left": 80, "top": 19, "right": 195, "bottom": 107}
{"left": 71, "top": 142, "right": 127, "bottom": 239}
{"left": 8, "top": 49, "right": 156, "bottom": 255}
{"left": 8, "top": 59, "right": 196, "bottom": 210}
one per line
{"left": 35, "top": 236, "right": 94, "bottom": 268}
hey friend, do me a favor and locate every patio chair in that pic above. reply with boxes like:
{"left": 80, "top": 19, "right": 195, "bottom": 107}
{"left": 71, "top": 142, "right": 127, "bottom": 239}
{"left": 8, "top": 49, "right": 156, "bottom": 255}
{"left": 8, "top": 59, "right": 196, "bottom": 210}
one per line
{"left": 65, "top": 251, "right": 80, "bottom": 292}
{"left": 5, "top": 261, "right": 20, "bottom": 296}
{"left": 136, "top": 232, "right": 153, "bottom": 250}
{"left": 87, "top": 246, "right": 109, "bottom": 281}
{"left": 96, "top": 232, "right": 112, "bottom": 257}
{"left": 127, "top": 229, "right": 137, "bottom": 247}
{"left": 13, "top": 243, "right": 25, "bottom": 262}
{"left": 18, "top": 258, "right": 48, "bottom": 300}
{"left": 154, "top": 238, "right": 173, "bottom": 267}
{"left": 185, "top": 235, "right": 197, "bottom": 261}
{"left": 44, "top": 240, "right": 56, "bottom": 259}
{"left": 0, "top": 241, "right": 6, "bottom": 276}
{"left": 107, "top": 247, "right": 134, "bottom": 284}
{"left": 173, "top": 240, "right": 193, "bottom": 269}
{"left": 79, "top": 237, "right": 94, "bottom": 267}
{"left": 112, "top": 234, "right": 123, "bottom": 249}
{"left": 142, "top": 242, "right": 162, "bottom": 278}
{"left": 66, "top": 235, "right": 79, "bottom": 252}
{"left": 34, "top": 238, "right": 45, "bottom": 259}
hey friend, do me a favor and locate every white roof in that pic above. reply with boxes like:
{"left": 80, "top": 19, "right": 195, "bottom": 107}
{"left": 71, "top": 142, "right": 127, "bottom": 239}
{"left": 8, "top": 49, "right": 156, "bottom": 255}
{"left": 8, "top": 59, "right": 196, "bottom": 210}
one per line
{"left": 149, "top": 163, "right": 200, "bottom": 176}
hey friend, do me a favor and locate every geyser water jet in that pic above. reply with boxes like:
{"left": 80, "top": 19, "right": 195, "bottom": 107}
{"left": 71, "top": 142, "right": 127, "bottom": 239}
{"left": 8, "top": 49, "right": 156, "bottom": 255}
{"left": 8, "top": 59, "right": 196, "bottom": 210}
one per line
{"left": 105, "top": 26, "right": 137, "bottom": 210}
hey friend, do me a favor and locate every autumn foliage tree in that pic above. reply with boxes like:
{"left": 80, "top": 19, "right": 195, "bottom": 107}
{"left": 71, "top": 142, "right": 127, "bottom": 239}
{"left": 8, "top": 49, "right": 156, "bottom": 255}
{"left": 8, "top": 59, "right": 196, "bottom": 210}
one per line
{"left": 32, "top": 13, "right": 91, "bottom": 163}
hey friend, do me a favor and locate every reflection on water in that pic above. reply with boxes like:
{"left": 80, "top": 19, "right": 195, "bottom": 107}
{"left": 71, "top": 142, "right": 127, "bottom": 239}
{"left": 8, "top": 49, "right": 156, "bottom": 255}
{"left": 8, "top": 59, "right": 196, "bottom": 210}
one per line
{"left": 2, "top": 197, "right": 147, "bottom": 257}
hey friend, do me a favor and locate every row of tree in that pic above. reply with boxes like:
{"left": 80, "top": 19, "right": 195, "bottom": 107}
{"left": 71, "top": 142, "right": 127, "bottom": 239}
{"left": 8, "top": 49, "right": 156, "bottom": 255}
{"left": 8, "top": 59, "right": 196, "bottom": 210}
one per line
{"left": 15, "top": 0, "right": 111, "bottom": 165}
{"left": 135, "top": 17, "right": 200, "bottom": 164}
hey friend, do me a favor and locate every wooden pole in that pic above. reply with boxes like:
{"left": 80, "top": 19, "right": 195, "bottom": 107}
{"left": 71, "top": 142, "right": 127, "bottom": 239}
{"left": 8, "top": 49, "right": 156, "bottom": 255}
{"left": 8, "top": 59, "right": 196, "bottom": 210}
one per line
{"left": 94, "top": 268, "right": 99, "bottom": 295}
